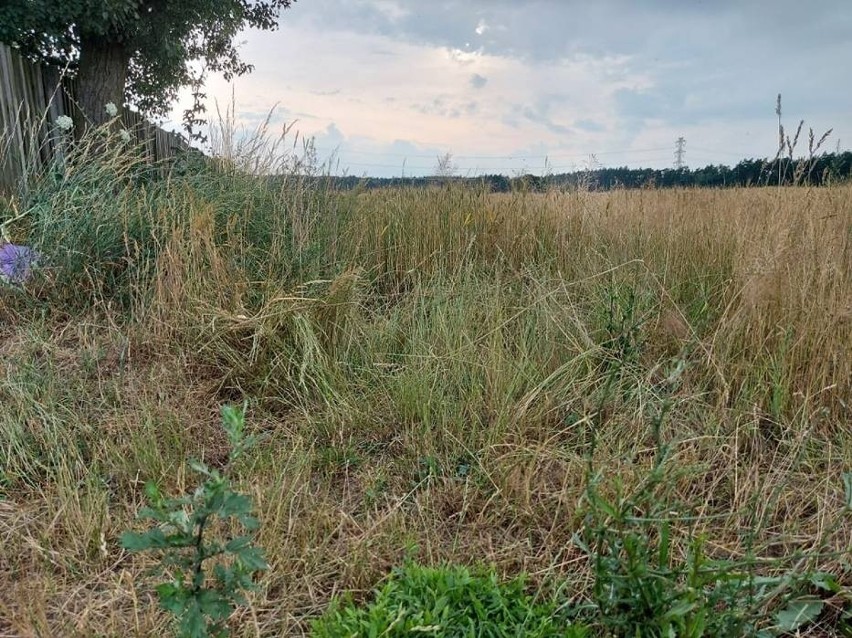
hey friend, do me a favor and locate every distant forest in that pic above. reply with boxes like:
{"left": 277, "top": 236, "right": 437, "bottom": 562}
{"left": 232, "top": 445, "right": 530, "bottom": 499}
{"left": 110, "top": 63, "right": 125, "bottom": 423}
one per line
{"left": 325, "top": 151, "right": 852, "bottom": 191}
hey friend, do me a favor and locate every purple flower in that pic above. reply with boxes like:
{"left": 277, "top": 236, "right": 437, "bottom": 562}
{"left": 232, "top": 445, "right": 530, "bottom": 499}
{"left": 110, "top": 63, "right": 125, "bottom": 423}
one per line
{"left": 0, "top": 243, "right": 39, "bottom": 284}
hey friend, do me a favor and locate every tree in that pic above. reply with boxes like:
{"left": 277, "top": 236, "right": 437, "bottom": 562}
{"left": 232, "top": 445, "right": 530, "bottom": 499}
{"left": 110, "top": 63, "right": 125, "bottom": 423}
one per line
{"left": 0, "top": 1, "right": 295, "bottom": 129}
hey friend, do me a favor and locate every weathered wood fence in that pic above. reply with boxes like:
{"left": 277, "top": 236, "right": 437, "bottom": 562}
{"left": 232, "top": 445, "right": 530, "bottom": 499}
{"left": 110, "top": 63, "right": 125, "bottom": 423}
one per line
{"left": 0, "top": 43, "right": 189, "bottom": 195}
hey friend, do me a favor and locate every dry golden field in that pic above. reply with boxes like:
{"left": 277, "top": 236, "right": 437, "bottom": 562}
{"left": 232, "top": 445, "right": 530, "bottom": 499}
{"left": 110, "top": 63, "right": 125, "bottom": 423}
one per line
{"left": 1, "top": 171, "right": 850, "bottom": 635}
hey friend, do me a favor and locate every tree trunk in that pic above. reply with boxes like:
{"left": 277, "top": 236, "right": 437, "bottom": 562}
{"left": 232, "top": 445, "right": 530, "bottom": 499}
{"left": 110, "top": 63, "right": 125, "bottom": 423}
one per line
{"left": 74, "top": 36, "right": 129, "bottom": 133}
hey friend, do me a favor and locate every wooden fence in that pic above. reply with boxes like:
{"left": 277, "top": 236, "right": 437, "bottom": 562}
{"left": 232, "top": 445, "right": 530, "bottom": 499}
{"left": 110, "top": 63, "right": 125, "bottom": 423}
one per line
{"left": 0, "top": 43, "right": 189, "bottom": 196}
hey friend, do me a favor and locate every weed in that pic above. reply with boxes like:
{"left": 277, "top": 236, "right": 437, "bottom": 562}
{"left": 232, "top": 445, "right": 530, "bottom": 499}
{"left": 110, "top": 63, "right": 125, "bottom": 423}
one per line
{"left": 121, "top": 405, "right": 267, "bottom": 638}
{"left": 575, "top": 453, "right": 755, "bottom": 636}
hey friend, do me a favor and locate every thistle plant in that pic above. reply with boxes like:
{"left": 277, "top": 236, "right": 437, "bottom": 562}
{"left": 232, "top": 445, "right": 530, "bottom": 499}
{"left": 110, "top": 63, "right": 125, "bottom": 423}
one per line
{"left": 121, "top": 405, "right": 267, "bottom": 638}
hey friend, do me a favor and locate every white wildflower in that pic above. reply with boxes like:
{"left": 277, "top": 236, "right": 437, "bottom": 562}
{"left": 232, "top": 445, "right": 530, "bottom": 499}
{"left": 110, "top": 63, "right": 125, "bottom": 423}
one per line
{"left": 119, "top": 129, "right": 132, "bottom": 143}
{"left": 105, "top": 102, "right": 118, "bottom": 117}
{"left": 56, "top": 115, "right": 74, "bottom": 131}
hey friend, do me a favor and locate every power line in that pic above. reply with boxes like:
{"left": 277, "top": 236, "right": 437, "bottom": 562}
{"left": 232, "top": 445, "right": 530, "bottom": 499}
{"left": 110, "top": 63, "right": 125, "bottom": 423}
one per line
{"left": 689, "top": 145, "right": 758, "bottom": 157}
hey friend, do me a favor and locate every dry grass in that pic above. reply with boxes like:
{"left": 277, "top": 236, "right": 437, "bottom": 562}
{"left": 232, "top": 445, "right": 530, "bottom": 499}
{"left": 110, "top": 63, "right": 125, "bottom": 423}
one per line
{"left": 1, "top": 178, "right": 850, "bottom": 635}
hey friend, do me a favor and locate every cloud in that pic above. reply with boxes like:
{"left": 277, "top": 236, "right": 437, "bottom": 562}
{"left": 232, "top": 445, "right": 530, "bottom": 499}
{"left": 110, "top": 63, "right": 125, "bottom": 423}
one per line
{"left": 522, "top": 108, "right": 572, "bottom": 136}
{"left": 614, "top": 88, "right": 672, "bottom": 123}
{"left": 575, "top": 119, "right": 606, "bottom": 133}
{"left": 511, "top": 94, "right": 575, "bottom": 136}
{"left": 163, "top": 0, "right": 852, "bottom": 177}
{"left": 469, "top": 73, "right": 488, "bottom": 89}
{"left": 412, "top": 96, "right": 479, "bottom": 119}
{"left": 318, "top": 122, "right": 345, "bottom": 147}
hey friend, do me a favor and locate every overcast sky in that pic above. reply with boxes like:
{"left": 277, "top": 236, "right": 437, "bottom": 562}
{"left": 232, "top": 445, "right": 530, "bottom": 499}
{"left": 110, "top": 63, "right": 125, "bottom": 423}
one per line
{"left": 167, "top": 0, "right": 852, "bottom": 178}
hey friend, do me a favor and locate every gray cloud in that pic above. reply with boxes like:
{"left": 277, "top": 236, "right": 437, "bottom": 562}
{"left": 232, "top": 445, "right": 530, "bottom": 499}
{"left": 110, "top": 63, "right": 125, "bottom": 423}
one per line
{"left": 412, "top": 96, "right": 479, "bottom": 119}
{"left": 196, "top": 0, "right": 852, "bottom": 177}
{"left": 469, "top": 73, "right": 488, "bottom": 89}
{"left": 290, "top": 0, "right": 851, "bottom": 65}
{"left": 524, "top": 111, "right": 571, "bottom": 135}
{"left": 273, "top": 0, "right": 852, "bottom": 119}
{"left": 511, "top": 94, "right": 574, "bottom": 136}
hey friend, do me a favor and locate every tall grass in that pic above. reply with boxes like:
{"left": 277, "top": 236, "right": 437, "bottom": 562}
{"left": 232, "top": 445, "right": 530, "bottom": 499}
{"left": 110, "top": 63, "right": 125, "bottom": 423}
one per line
{"left": 0, "top": 122, "right": 849, "bottom": 635}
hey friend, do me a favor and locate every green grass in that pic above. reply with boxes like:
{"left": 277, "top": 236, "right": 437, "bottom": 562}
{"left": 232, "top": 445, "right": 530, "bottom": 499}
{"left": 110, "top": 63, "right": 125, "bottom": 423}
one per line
{"left": 312, "top": 561, "right": 588, "bottom": 637}
{"left": 0, "top": 130, "right": 850, "bottom": 636}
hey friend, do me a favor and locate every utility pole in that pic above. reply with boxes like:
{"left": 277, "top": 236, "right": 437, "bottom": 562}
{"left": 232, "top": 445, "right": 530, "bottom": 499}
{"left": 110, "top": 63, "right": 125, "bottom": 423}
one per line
{"left": 674, "top": 136, "right": 686, "bottom": 169}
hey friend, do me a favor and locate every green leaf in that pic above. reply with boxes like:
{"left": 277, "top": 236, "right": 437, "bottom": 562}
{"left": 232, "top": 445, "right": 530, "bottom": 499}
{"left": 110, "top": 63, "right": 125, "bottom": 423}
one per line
{"left": 166, "top": 509, "right": 192, "bottom": 533}
{"left": 775, "top": 597, "right": 825, "bottom": 631}
{"left": 221, "top": 404, "right": 245, "bottom": 442}
{"left": 157, "top": 582, "right": 189, "bottom": 615}
{"left": 663, "top": 600, "right": 698, "bottom": 620}
{"left": 180, "top": 601, "right": 210, "bottom": 638}
{"left": 588, "top": 490, "right": 619, "bottom": 520}
{"left": 236, "top": 546, "right": 268, "bottom": 572}
{"left": 137, "top": 506, "right": 164, "bottom": 521}
{"left": 225, "top": 536, "right": 252, "bottom": 553}
{"left": 165, "top": 531, "right": 196, "bottom": 548}
{"left": 145, "top": 481, "right": 162, "bottom": 503}
{"left": 189, "top": 459, "right": 212, "bottom": 477}
{"left": 197, "top": 588, "right": 233, "bottom": 621}
{"left": 810, "top": 572, "right": 840, "bottom": 593}
{"left": 220, "top": 492, "right": 252, "bottom": 517}
{"left": 237, "top": 513, "right": 260, "bottom": 531}
{"left": 121, "top": 529, "right": 168, "bottom": 551}
{"left": 843, "top": 472, "right": 852, "bottom": 510}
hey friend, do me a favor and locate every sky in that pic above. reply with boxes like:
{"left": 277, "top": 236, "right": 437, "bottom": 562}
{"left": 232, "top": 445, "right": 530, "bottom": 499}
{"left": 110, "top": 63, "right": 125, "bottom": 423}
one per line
{"left": 166, "top": 0, "right": 852, "bottom": 178}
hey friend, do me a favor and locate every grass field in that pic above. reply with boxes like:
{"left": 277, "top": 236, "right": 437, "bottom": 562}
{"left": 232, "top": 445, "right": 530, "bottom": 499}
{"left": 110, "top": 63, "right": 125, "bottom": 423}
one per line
{"left": 0, "top": 138, "right": 850, "bottom": 636}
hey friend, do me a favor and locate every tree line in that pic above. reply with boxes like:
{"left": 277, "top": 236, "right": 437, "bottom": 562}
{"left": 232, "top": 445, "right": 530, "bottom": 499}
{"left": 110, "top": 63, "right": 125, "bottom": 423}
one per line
{"left": 327, "top": 151, "right": 852, "bottom": 192}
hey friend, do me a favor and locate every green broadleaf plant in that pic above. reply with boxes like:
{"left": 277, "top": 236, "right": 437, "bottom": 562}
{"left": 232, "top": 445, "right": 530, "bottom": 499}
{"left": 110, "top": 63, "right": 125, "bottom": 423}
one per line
{"left": 121, "top": 404, "right": 267, "bottom": 638}
{"left": 774, "top": 597, "right": 825, "bottom": 633}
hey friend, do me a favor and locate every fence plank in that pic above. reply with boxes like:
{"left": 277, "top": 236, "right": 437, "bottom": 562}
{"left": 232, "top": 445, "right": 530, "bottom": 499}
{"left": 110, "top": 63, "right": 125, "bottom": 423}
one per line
{"left": 0, "top": 43, "right": 189, "bottom": 196}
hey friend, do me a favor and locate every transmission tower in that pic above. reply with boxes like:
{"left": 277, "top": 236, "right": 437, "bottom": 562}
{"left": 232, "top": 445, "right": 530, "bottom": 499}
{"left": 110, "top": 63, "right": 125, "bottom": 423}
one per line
{"left": 674, "top": 137, "right": 686, "bottom": 169}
